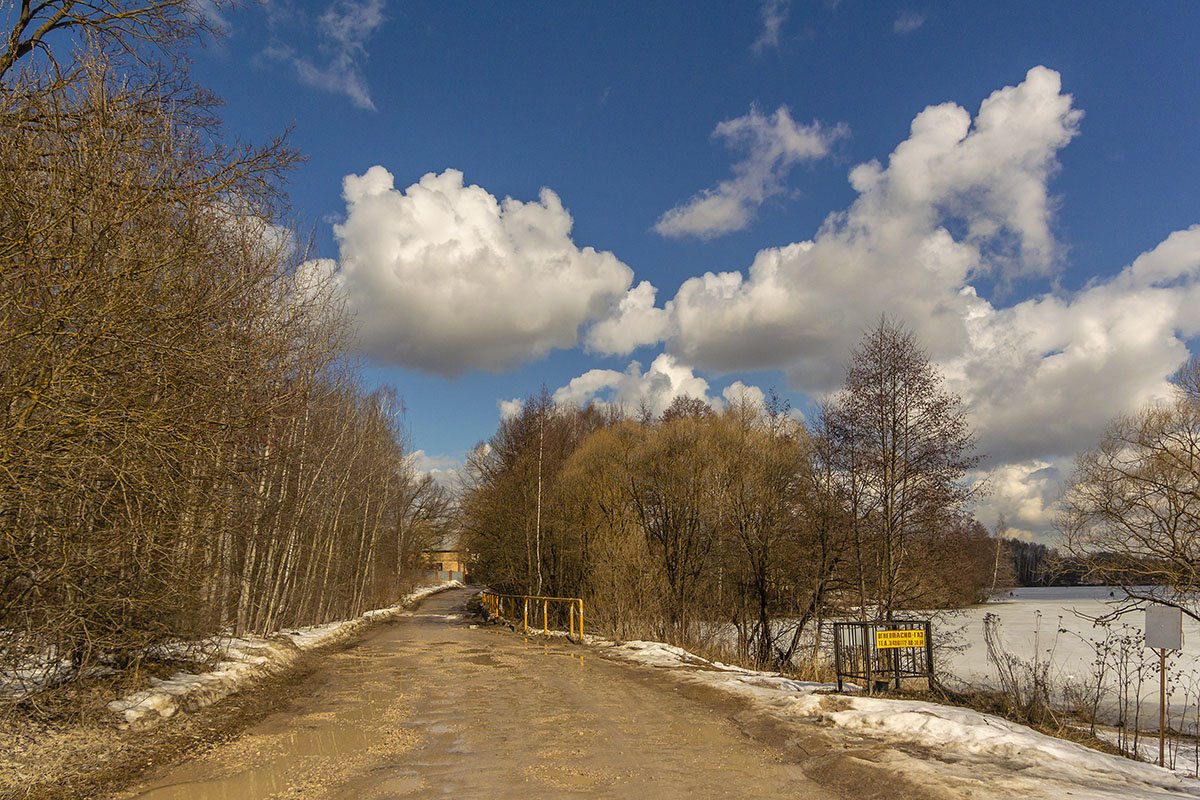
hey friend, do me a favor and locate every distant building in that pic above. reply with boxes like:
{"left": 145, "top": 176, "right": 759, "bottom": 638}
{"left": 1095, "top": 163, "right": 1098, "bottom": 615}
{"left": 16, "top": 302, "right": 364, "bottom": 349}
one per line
{"left": 423, "top": 536, "right": 469, "bottom": 583}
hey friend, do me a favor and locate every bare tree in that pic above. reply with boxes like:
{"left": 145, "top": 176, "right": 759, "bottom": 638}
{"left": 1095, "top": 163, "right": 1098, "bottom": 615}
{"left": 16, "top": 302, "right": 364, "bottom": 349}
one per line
{"left": 624, "top": 413, "right": 721, "bottom": 641}
{"left": 554, "top": 422, "right": 662, "bottom": 640}
{"left": 461, "top": 394, "right": 611, "bottom": 597}
{"left": 991, "top": 514, "right": 1010, "bottom": 593}
{"left": 461, "top": 325, "right": 993, "bottom": 671}
{"left": 708, "top": 401, "right": 807, "bottom": 668}
{"left": 0, "top": 31, "right": 430, "bottom": 699}
{"left": 1, "top": 0, "right": 214, "bottom": 81}
{"left": 1174, "top": 356, "right": 1200, "bottom": 404}
{"left": 1061, "top": 362, "right": 1200, "bottom": 620}
{"left": 823, "top": 317, "right": 979, "bottom": 619}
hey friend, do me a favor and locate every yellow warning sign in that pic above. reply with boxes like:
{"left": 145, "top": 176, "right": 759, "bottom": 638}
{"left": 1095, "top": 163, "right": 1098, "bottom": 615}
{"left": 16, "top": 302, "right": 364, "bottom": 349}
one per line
{"left": 875, "top": 629, "right": 926, "bottom": 649}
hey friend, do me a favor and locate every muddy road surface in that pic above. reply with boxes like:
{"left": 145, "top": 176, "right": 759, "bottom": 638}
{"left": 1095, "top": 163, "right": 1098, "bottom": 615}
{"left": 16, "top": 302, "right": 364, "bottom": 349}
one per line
{"left": 120, "top": 588, "right": 857, "bottom": 800}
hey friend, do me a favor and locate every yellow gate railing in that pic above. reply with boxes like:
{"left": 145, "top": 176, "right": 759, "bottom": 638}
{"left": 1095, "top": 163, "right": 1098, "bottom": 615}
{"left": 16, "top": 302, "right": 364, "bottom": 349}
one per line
{"left": 480, "top": 591, "right": 585, "bottom": 641}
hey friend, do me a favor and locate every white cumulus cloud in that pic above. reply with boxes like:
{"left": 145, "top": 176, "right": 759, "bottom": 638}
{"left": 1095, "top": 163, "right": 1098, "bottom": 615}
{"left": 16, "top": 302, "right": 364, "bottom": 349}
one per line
{"left": 946, "top": 224, "right": 1200, "bottom": 465}
{"left": 721, "top": 380, "right": 767, "bottom": 409}
{"left": 970, "top": 459, "right": 1066, "bottom": 541}
{"left": 407, "top": 450, "right": 463, "bottom": 490}
{"left": 553, "top": 355, "right": 772, "bottom": 420}
{"left": 554, "top": 354, "right": 714, "bottom": 418}
{"left": 621, "top": 66, "right": 1200, "bottom": 539}
{"left": 655, "top": 66, "right": 1081, "bottom": 389}
{"left": 498, "top": 398, "right": 524, "bottom": 421}
{"left": 655, "top": 105, "right": 848, "bottom": 240}
{"left": 325, "top": 167, "right": 634, "bottom": 375}
{"left": 585, "top": 280, "right": 672, "bottom": 356}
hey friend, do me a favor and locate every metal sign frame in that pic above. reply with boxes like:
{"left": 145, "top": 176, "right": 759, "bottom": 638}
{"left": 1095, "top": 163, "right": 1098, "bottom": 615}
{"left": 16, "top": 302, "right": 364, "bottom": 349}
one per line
{"left": 833, "top": 619, "right": 934, "bottom": 693}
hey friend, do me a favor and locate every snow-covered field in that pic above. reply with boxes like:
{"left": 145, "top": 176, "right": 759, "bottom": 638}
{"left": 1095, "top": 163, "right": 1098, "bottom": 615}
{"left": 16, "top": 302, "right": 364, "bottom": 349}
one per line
{"left": 106, "top": 581, "right": 462, "bottom": 728}
{"left": 939, "top": 587, "right": 1200, "bottom": 727}
{"left": 604, "top": 637, "right": 1200, "bottom": 800}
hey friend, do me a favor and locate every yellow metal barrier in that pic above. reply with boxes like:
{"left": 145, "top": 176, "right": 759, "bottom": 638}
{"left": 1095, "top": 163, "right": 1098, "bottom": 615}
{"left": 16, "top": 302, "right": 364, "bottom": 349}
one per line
{"left": 480, "top": 591, "right": 585, "bottom": 641}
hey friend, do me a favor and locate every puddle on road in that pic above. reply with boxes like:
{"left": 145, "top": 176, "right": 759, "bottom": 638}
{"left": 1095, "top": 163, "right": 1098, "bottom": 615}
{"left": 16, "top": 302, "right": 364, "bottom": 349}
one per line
{"left": 131, "top": 681, "right": 419, "bottom": 800}
{"left": 465, "top": 654, "right": 497, "bottom": 665}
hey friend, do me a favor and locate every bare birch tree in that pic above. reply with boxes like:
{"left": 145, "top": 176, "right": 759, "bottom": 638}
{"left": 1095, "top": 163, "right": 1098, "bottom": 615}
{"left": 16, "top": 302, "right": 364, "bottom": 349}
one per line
{"left": 0, "top": 15, "right": 435, "bottom": 698}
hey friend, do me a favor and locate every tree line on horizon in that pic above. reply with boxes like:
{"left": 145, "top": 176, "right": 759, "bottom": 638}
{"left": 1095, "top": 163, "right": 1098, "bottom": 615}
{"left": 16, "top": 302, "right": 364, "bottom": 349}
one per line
{"left": 464, "top": 328, "right": 1200, "bottom": 669}
{"left": 463, "top": 319, "right": 997, "bottom": 671}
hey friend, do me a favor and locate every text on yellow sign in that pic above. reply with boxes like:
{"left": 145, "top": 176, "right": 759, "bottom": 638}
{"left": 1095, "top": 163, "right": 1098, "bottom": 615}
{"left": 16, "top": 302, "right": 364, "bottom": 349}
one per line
{"left": 874, "top": 629, "right": 926, "bottom": 649}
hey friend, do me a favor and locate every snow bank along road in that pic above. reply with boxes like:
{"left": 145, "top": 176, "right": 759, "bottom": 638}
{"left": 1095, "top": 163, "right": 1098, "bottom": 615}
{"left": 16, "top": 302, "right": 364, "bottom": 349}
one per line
{"left": 119, "top": 587, "right": 1200, "bottom": 800}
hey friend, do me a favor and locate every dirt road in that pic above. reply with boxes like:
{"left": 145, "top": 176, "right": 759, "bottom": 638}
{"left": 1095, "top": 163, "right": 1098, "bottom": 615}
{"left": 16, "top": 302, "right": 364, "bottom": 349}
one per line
{"left": 119, "top": 588, "right": 902, "bottom": 800}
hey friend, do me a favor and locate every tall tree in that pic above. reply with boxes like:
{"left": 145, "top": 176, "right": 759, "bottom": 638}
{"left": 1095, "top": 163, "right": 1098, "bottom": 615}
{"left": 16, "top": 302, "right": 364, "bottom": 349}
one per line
{"left": 461, "top": 393, "right": 612, "bottom": 596}
{"left": 823, "top": 317, "right": 979, "bottom": 619}
{"left": 624, "top": 412, "right": 721, "bottom": 640}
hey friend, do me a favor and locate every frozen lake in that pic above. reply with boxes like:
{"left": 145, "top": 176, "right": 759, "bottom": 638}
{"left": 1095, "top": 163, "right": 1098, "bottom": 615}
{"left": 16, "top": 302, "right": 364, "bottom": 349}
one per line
{"left": 936, "top": 586, "right": 1200, "bottom": 730}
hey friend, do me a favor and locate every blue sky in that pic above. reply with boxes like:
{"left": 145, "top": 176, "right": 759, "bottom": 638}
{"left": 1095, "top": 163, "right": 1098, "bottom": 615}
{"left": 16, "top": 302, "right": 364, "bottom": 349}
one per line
{"left": 191, "top": 1, "right": 1200, "bottom": 540}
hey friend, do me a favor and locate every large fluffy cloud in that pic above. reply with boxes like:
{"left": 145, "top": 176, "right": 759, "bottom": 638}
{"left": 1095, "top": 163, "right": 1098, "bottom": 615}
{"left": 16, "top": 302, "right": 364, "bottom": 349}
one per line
{"left": 327, "top": 167, "right": 634, "bottom": 375}
{"left": 553, "top": 354, "right": 713, "bottom": 418}
{"left": 948, "top": 224, "right": 1200, "bottom": 464}
{"left": 654, "top": 105, "right": 848, "bottom": 240}
{"left": 651, "top": 66, "right": 1083, "bottom": 384}
{"left": 586, "top": 66, "right": 1200, "bottom": 540}
{"left": 584, "top": 280, "right": 672, "bottom": 356}
{"left": 969, "top": 459, "right": 1067, "bottom": 542}
{"left": 407, "top": 449, "right": 463, "bottom": 490}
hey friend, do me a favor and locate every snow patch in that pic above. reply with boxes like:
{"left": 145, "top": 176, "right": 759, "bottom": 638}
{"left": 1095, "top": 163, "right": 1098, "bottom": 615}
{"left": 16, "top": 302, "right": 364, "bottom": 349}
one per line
{"left": 602, "top": 637, "right": 1200, "bottom": 799}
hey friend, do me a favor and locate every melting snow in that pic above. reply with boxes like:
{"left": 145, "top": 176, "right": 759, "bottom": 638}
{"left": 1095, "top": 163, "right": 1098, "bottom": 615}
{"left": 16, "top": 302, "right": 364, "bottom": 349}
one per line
{"left": 603, "top": 638, "right": 1200, "bottom": 799}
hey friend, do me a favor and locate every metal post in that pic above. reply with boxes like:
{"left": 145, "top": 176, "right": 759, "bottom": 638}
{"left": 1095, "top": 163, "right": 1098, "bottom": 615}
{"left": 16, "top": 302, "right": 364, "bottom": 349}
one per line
{"left": 924, "top": 620, "right": 935, "bottom": 692}
{"left": 865, "top": 624, "right": 874, "bottom": 695}
{"left": 523, "top": 598, "right": 528, "bottom": 632}
{"left": 578, "top": 599, "right": 585, "bottom": 640}
{"left": 1160, "top": 647, "right": 1167, "bottom": 767}
{"left": 834, "top": 624, "right": 843, "bottom": 693}
{"left": 543, "top": 599, "right": 548, "bottom": 633}
{"left": 569, "top": 603, "right": 576, "bottom": 640}
{"left": 893, "top": 639, "right": 901, "bottom": 691}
